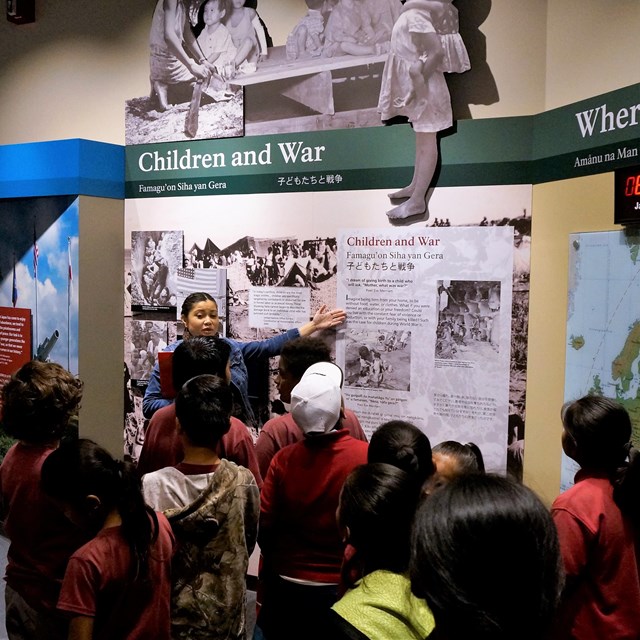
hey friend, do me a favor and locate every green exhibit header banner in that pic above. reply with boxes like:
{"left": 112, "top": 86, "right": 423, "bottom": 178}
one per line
{"left": 125, "top": 83, "right": 640, "bottom": 198}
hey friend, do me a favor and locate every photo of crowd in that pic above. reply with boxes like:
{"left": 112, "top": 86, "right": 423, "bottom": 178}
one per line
{"left": 127, "top": 320, "right": 171, "bottom": 384}
{"left": 185, "top": 236, "right": 338, "bottom": 288}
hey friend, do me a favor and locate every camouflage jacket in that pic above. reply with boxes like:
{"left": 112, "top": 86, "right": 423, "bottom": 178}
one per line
{"left": 164, "top": 459, "right": 259, "bottom": 640}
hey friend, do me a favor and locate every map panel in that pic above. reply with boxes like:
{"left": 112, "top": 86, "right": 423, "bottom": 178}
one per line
{"left": 563, "top": 230, "right": 640, "bottom": 489}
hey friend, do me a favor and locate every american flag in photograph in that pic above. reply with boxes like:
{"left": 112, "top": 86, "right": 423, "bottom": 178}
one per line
{"left": 176, "top": 267, "right": 228, "bottom": 333}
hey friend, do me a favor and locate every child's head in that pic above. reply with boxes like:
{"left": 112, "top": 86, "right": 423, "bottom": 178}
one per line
{"left": 175, "top": 374, "right": 232, "bottom": 449}
{"left": 172, "top": 336, "right": 231, "bottom": 391}
{"left": 368, "top": 420, "right": 435, "bottom": 490}
{"left": 561, "top": 395, "right": 631, "bottom": 470}
{"left": 276, "top": 337, "right": 332, "bottom": 403}
{"left": 1, "top": 361, "right": 83, "bottom": 444}
{"left": 410, "top": 474, "right": 563, "bottom": 640}
{"left": 338, "top": 463, "right": 421, "bottom": 585}
{"left": 202, "top": 0, "right": 227, "bottom": 25}
{"left": 290, "top": 362, "right": 343, "bottom": 436}
{"left": 426, "top": 440, "right": 485, "bottom": 494}
{"left": 42, "top": 438, "right": 157, "bottom": 578}
{"left": 42, "top": 438, "right": 131, "bottom": 522}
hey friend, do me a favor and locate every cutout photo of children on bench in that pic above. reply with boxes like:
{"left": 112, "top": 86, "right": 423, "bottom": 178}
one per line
{"left": 125, "top": 0, "right": 476, "bottom": 147}
{"left": 126, "top": 0, "right": 270, "bottom": 144}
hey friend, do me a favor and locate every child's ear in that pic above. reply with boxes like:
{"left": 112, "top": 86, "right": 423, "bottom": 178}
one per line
{"left": 175, "top": 417, "right": 184, "bottom": 434}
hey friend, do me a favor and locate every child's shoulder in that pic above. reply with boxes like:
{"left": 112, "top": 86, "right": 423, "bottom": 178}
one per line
{"left": 2, "top": 441, "right": 53, "bottom": 469}
{"left": 217, "top": 458, "right": 255, "bottom": 482}
{"left": 142, "top": 466, "right": 185, "bottom": 499}
{"left": 553, "top": 474, "right": 613, "bottom": 516}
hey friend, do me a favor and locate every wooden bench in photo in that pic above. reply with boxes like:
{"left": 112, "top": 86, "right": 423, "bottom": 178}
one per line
{"left": 230, "top": 45, "right": 386, "bottom": 133}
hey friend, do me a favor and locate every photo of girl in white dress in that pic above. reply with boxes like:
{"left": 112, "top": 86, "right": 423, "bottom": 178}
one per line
{"left": 379, "top": 0, "right": 469, "bottom": 221}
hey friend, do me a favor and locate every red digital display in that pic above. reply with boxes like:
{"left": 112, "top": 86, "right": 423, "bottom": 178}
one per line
{"left": 615, "top": 165, "right": 640, "bottom": 225}
{"left": 624, "top": 174, "right": 640, "bottom": 197}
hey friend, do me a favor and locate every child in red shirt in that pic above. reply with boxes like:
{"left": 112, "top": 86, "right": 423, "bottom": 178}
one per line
{"left": 552, "top": 396, "right": 640, "bottom": 640}
{"left": 0, "top": 361, "right": 86, "bottom": 640}
{"left": 41, "top": 439, "right": 175, "bottom": 640}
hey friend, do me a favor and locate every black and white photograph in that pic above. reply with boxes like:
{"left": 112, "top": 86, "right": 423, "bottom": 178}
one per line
{"left": 343, "top": 327, "right": 411, "bottom": 391}
{"left": 435, "top": 279, "right": 501, "bottom": 361}
{"left": 126, "top": 319, "right": 171, "bottom": 385}
{"left": 126, "top": 0, "right": 247, "bottom": 144}
{"left": 130, "top": 230, "right": 183, "bottom": 311}
{"left": 124, "top": 318, "right": 177, "bottom": 463}
{"left": 238, "top": 0, "right": 484, "bottom": 138}
{"left": 184, "top": 234, "right": 338, "bottom": 290}
{"left": 124, "top": 0, "right": 495, "bottom": 143}
{"left": 182, "top": 233, "right": 338, "bottom": 333}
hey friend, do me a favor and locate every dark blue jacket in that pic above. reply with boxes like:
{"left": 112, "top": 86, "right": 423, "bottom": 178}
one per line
{"left": 142, "top": 329, "right": 300, "bottom": 423}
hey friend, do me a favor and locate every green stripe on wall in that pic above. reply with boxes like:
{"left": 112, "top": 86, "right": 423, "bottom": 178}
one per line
{"left": 125, "top": 83, "right": 640, "bottom": 197}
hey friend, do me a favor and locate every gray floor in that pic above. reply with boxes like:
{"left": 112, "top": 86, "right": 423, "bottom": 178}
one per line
{"left": 0, "top": 536, "right": 254, "bottom": 639}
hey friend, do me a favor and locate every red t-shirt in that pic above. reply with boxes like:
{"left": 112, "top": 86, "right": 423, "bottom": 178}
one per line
{"left": 57, "top": 513, "right": 175, "bottom": 640}
{"left": 255, "top": 409, "right": 367, "bottom": 479}
{"left": 552, "top": 470, "right": 640, "bottom": 639}
{"left": 259, "top": 429, "right": 368, "bottom": 583}
{"left": 0, "top": 442, "right": 89, "bottom": 611}
{"left": 137, "top": 404, "right": 263, "bottom": 487}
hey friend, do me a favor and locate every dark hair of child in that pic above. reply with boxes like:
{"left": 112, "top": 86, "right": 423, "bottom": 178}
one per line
{"left": 433, "top": 440, "right": 486, "bottom": 474}
{"left": 367, "top": 420, "right": 435, "bottom": 489}
{"left": 180, "top": 291, "right": 216, "bottom": 319}
{"left": 410, "top": 474, "right": 564, "bottom": 640}
{"left": 41, "top": 439, "right": 159, "bottom": 581}
{"left": 172, "top": 335, "right": 231, "bottom": 390}
{"left": 1, "top": 361, "right": 83, "bottom": 443}
{"left": 279, "top": 337, "right": 332, "bottom": 381}
{"left": 175, "top": 374, "right": 233, "bottom": 449}
{"left": 339, "top": 463, "right": 422, "bottom": 589}
{"left": 562, "top": 395, "right": 640, "bottom": 525}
